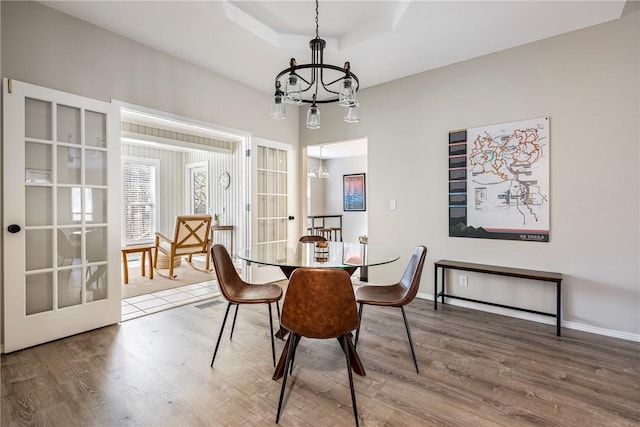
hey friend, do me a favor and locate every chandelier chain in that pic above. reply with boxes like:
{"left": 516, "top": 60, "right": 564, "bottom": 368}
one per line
{"left": 271, "top": 0, "right": 360, "bottom": 127}
{"left": 315, "top": 0, "right": 319, "bottom": 39}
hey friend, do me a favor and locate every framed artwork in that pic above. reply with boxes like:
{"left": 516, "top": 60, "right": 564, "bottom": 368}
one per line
{"left": 448, "top": 116, "right": 550, "bottom": 242}
{"left": 343, "top": 173, "right": 366, "bottom": 211}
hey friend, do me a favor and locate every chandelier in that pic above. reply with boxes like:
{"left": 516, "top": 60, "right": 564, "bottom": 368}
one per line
{"left": 307, "top": 146, "right": 330, "bottom": 179}
{"left": 270, "top": 0, "right": 360, "bottom": 129}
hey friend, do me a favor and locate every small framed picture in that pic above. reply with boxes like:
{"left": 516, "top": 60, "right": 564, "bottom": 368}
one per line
{"left": 343, "top": 173, "right": 366, "bottom": 211}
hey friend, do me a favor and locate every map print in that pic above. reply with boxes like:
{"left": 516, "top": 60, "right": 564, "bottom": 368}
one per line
{"left": 466, "top": 117, "right": 549, "bottom": 240}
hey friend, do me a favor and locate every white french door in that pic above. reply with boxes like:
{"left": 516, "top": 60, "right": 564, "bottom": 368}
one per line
{"left": 3, "top": 79, "right": 121, "bottom": 353}
{"left": 248, "top": 138, "right": 297, "bottom": 283}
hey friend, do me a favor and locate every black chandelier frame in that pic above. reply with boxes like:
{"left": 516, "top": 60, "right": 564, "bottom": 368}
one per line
{"left": 272, "top": 1, "right": 360, "bottom": 105}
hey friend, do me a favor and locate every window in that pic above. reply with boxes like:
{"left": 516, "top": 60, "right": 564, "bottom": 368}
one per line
{"left": 122, "top": 157, "right": 159, "bottom": 245}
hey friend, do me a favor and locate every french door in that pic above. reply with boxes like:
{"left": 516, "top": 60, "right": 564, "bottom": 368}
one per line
{"left": 3, "top": 79, "right": 121, "bottom": 353}
{"left": 248, "top": 138, "right": 296, "bottom": 283}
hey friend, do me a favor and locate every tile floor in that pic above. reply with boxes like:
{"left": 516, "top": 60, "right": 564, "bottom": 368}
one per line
{"left": 121, "top": 281, "right": 221, "bottom": 321}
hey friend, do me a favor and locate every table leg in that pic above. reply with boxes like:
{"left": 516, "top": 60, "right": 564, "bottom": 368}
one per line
{"left": 141, "top": 250, "right": 146, "bottom": 277}
{"left": 359, "top": 266, "right": 368, "bottom": 282}
{"left": 337, "top": 333, "right": 366, "bottom": 376}
{"left": 272, "top": 332, "right": 366, "bottom": 381}
{"left": 148, "top": 249, "right": 154, "bottom": 280}
{"left": 273, "top": 335, "right": 291, "bottom": 380}
{"left": 230, "top": 233, "right": 234, "bottom": 259}
{"left": 122, "top": 251, "right": 129, "bottom": 285}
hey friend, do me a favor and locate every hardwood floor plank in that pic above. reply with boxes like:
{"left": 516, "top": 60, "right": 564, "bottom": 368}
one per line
{"left": 2, "top": 297, "right": 639, "bottom": 426}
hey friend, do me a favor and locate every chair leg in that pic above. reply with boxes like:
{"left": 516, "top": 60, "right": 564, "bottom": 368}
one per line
{"left": 341, "top": 335, "right": 360, "bottom": 427}
{"left": 229, "top": 304, "right": 240, "bottom": 339}
{"left": 289, "top": 334, "right": 301, "bottom": 374}
{"left": 400, "top": 306, "right": 419, "bottom": 374}
{"left": 268, "top": 303, "right": 276, "bottom": 367}
{"left": 354, "top": 303, "right": 364, "bottom": 348}
{"left": 169, "top": 252, "right": 175, "bottom": 278}
{"left": 211, "top": 302, "right": 232, "bottom": 367}
{"left": 276, "top": 333, "right": 297, "bottom": 424}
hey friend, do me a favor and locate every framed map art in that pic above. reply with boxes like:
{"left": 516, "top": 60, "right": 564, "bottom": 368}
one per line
{"left": 448, "top": 117, "right": 550, "bottom": 242}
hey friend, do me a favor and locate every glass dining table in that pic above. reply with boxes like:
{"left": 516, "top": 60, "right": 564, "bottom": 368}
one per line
{"left": 238, "top": 240, "right": 400, "bottom": 279}
{"left": 237, "top": 240, "right": 400, "bottom": 380}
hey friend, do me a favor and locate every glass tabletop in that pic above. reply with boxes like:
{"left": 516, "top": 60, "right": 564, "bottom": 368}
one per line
{"left": 238, "top": 241, "right": 400, "bottom": 270}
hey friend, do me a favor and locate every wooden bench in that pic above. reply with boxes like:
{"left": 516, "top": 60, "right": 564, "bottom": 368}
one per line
{"left": 433, "top": 259, "right": 563, "bottom": 336}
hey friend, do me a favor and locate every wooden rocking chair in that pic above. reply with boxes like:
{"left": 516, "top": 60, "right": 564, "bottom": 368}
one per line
{"left": 154, "top": 215, "right": 212, "bottom": 278}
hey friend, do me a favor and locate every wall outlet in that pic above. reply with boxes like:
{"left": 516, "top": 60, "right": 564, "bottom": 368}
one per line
{"left": 459, "top": 275, "right": 468, "bottom": 287}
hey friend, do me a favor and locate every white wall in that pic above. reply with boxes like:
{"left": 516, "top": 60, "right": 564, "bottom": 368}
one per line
{"left": 0, "top": 2, "right": 298, "bottom": 145}
{"left": 299, "top": 10, "right": 640, "bottom": 339}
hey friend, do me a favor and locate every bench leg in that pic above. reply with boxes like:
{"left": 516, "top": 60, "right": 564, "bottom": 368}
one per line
{"left": 433, "top": 266, "right": 437, "bottom": 310}
{"left": 122, "top": 251, "right": 129, "bottom": 285}
{"left": 556, "top": 280, "right": 562, "bottom": 336}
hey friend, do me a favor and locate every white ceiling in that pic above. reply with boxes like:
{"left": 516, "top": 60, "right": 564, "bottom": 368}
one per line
{"left": 39, "top": 0, "right": 626, "bottom": 158}
{"left": 40, "top": 1, "right": 625, "bottom": 96}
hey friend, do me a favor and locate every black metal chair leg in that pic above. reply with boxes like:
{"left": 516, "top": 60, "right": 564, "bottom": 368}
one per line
{"left": 211, "top": 302, "right": 232, "bottom": 367}
{"left": 276, "top": 300, "right": 284, "bottom": 338}
{"left": 229, "top": 304, "right": 239, "bottom": 339}
{"left": 400, "top": 306, "right": 419, "bottom": 374}
{"left": 354, "top": 303, "right": 364, "bottom": 348}
{"left": 341, "top": 335, "right": 359, "bottom": 427}
{"left": 268, "top": 303, "right": 276, "bottom": 367}
{"left": 276, "top": 333, "right": 297, "bottom": 424}
{"left": 289, "top": 334, "right": 301, "bottom": 374}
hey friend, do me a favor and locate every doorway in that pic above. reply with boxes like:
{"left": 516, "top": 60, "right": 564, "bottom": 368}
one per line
{"left": 306, "top": 139, "right": 368, "bottom": 243}
{"left": 118, "top": 107, "right": 245, "bottom": 320}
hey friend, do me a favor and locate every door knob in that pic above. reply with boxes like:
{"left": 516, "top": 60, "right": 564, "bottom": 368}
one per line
{"left": 7, "top": 224, "right": 21, "bottom": 233}
{"left": 288, "top": 216, "right": 295, "bottom": 221}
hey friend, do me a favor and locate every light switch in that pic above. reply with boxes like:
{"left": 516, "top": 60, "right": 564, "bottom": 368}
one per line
{"left": 390, "top": 200, "right": 397, "bottom": 210}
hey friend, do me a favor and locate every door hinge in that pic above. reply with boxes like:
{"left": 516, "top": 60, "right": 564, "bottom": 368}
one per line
{"left": 245, "top": 149, "right": 251, "bottom": 157}
{"left": 7, "top": 79, "right": 12, "bottom": 94}
{"left": 246, "top": 204, "right": 251, "bottom": 212}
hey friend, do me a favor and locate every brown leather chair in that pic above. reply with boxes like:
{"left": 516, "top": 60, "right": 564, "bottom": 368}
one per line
{"left": 354, "top": 245, "right": 427, "bottom": 373}
{"left": 298, "top": 235, "right": 327, "bottom": 243}
{"left": 276, "top": 268, "right": 360, "bottom": 427}
{"left": 210, "top": 244, "right": 283, "bottom": 367}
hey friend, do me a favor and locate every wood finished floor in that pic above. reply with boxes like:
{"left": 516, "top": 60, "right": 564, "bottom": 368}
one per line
{"left": 2, "top": 296, "right": 639, "bottom": 426}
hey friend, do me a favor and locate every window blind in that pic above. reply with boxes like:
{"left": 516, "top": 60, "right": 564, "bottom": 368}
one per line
{"left": 123, "top": 162, "right": 156, "bottom": 244}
